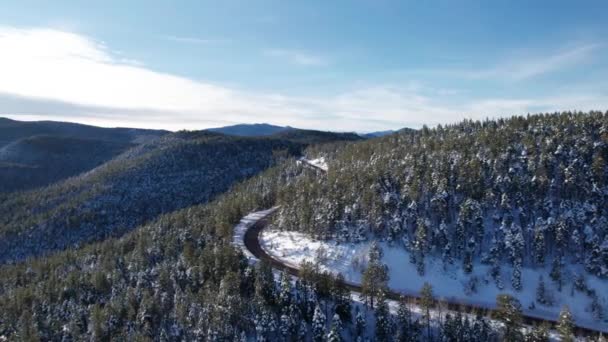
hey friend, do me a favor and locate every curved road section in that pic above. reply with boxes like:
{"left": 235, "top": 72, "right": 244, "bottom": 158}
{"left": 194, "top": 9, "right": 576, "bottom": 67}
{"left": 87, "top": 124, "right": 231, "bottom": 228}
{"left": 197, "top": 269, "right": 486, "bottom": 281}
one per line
{"left": 233, "top": 207, "right": 606, "bottom": 337}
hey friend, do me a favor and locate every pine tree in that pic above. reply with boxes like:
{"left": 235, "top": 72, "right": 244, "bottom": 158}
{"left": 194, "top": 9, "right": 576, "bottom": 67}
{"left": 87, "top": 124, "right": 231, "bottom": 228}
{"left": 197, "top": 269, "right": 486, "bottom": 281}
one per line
{"left": 550, "top": 255, "right": 563, "bottom": 291}
{"left": 590, "top": 292, "right": 604, "bottom": 321}
{"left": 535, "top": 276, "right": 550, "bottom": 306}
{"left": 354, "top": 307, "right": 366, "bottom": 339}
{"left": 280, "top": 312, "right": 293, "bottom": 341}
{"left": 375, "top": 290, "right": 391, "bottom": 342}
{"left": 585, "top": 235, "right": 602, "bottom": 276}
{"left": 533, "top": 225, "right": 546, "bottom": 265}
{"left": 326, "top": 313, "right": 343, "bottom": 342}
{"left": 420, "top": 282, "right": 434, "bottom": 340}
{"left": 279, "top": 272, "right": 292, "bottom": 307}
{"left": 512, "top": 260, "right": 523, "bottom": 291}
{"left": 524, "top": 323, "right": 549, "bottom": 342}
{"left": 332, "top": 273, "right": 352, "bottom": 323}
{"left": 495, "top": 294, "right": 523, "bottom": 342}
{"left": 361, "top": 242, "right": 389, "bottom": 308}
{"left": 255, "top": 260, "right": 276, "bottom": 306}
{"left": 18, "top": 308, "right": 40, "bottom": 342}
{"left": 297, "top": 320, "right": 307, "bottom": 342}
{"left": 463, "top": 237, "right": 475, "bottom": 274}
{"left": 312, "top": 303, "right": 326, "bottom": 342}
{"left": 396, "top": 296, "right": 412, "bottom": 342}
{"left": 442, "top": 242, "right": 454, "bottom": 270}
{"left": 557, "top": 306, "right": 574, "bottom": 342}
{"left": 414, "top": 218, "right": 429, "bottom": 275}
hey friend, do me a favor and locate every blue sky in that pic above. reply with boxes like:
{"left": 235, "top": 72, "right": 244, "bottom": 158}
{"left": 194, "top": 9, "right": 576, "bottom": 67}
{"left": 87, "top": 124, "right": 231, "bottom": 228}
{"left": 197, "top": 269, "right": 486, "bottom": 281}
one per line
{"left": 0, "top": 0, "right": 607, "bottom": 131}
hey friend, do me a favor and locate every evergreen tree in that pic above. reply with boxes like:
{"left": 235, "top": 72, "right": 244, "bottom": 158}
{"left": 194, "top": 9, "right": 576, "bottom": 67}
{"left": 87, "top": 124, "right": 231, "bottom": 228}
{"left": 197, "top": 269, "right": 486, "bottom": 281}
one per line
{"left": 354, "top": 307, "right": 366, "bottom": 339}
{"left": 550, "top": 255, "right": 563, "bottom": 291}
{"left": 557, "top": 306, "right": 574, "bottom": 342}
{"left": 312, "top": 303, "right": 326, "bottom": 342}
{"left": 361, "top": 242, "right": 389, "bottom": 308}
{"left": 524, "top": 323, "right": 549, "bottom": 342}
{"left": 396, "top": 296, "right": 413, "bottom": 342}
{"left": 535, "top": 275, "right": 550, "bottom": 306}
{"left": 495, "top": 294, "right": 523, "bottom": 342}
{"left": 332, "top": 273, "right": 352, "bottom": 323}
{"left": 375, "top": 290, "right": 391, "bottom": 342}
{"left": 279, "top": 272, "right": 293, "bottom": 308}
{"left": 327, "top": 313, "right": 343, "bottom": 342}
{"left": 420, "top": 282, "right": 434, "bottom": 340}
{"left": 533, "top": 225, "right": 546, "bottom": 265}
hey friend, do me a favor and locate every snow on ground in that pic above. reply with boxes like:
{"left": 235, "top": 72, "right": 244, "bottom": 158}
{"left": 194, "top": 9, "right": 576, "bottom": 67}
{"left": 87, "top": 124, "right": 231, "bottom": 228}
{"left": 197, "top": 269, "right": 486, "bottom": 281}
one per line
{"left": 260, "top": 230, "right": 608, "bottom": 332}
{"left": 232, "top": 207, "right": 279, "bottom": 261}
{"left": 298, "top": 157, "right": 328, "bottom": 172}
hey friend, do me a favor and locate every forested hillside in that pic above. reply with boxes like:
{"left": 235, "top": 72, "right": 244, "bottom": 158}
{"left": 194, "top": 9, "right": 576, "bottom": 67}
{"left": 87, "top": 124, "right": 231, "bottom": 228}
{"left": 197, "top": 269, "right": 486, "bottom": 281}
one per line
{"left": 0, "top": 118, "right": 167, "bottom": 192}
{"left": 0, "top": 163, "right": 294, "bottom": 340}
{"left": 0, "top": 147, "right": 594, "bottom": 341}
{"left": 0, "top": 113, "right": 605, "bottom": 340}
{"left": 0, "top": 133, "right": 290, "bottom": 263}
{"left": 276, "top": 111, "right": 608, "bottom": 321}
{"left": 0, "top": 136, "right": 134, "bottom": 192}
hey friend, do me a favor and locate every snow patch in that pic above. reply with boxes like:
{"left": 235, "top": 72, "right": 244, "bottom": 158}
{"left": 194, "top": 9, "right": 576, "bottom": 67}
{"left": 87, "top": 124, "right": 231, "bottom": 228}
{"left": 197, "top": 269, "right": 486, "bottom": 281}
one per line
{"left": 298, "top": 157, "right": 328, "bottom": 172}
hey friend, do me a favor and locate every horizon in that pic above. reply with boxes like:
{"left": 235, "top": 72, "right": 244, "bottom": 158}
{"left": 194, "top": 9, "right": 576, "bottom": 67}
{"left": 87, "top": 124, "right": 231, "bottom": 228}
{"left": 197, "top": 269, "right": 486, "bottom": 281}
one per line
{"left": 1, "top": 1, "right": 607, "bottom": 131}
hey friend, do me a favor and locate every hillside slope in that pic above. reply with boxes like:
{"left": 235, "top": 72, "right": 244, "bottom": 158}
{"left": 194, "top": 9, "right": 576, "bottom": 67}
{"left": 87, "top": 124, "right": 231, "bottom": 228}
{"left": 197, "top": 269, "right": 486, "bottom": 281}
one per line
{"left": 0, "top": 136, "right": 134, "bottom": 192}
{"left": 275, "top": 111, "right": 608, "bottom": 324}
{"left": 0, "top": 118, "right": 168, "bottom": 192}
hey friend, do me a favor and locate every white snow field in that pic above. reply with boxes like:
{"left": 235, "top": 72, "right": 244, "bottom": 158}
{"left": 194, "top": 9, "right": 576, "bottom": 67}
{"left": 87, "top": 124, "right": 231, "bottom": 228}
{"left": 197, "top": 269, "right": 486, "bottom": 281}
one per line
{"left": 260, "top": 230, "right": 608, "bottom": 332}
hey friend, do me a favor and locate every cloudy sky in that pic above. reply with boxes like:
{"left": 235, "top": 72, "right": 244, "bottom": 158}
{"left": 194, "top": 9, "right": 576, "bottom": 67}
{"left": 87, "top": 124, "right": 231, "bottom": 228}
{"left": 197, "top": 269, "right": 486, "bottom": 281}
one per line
{"left": 0, "top": 0, "right": 607, "bottom": 132}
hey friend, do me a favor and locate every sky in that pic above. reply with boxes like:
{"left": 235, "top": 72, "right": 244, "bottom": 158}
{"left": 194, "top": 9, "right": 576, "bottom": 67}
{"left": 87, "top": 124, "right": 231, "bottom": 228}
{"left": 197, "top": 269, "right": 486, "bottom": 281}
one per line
{"left": 0, "top": 0, "right": 607, "bottom": 132}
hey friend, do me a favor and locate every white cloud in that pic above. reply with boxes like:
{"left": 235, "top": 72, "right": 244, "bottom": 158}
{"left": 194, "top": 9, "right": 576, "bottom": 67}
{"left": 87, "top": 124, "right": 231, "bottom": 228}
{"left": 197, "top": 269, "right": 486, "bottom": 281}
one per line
{"left": 407, "top": 43, "right": 601, "bottom": 82}
{"left": 0, "top": 27, "right": 605, "bottom": 132}
{"left": 263, "top": 48, "right": 327, "bottom": 66}
{"left": 470, "top": 43, "right": 601, "bottom": 81}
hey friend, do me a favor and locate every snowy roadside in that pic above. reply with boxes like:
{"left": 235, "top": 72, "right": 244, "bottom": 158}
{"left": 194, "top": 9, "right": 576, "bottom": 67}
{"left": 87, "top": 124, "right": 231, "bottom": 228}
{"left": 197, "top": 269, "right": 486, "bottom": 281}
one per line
{"left": 232, "top": 207, "right": 279, "bottom": 262}
{"left": 260, "top": 229, "right": 608, "bottom": 333}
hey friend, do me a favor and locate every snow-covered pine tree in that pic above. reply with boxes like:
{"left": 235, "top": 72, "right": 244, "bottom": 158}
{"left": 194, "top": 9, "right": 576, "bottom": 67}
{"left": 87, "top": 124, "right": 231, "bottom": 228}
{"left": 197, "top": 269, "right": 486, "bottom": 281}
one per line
{"left": 311, "top": 303, "right": 326, "bottom": 342}
{"left": 550, "top": 255, "right": 563, "bottom": 291}
{"left": 535, "top": 275, "right": 550, "bottom": 306}
{"left": 496, "top": 294, "right": 523, "bottom": 341}
{"left": 533, "top": 224, "right": 546, "bottom": 266}
{"left": 585, "top": 235, "right": 602, "bottom": 276}
{"left": 326, "top": 313, "right": 343, "bottom": 342}
{"left": 420, "top": 282, "right": 434, "bottom": 340}
{"left": 557, "top": 306, "right": 574, "bottom": 342}
{"left": 375, "top": 290, "right": 391, "bottom": 342}
{"left": 279, "top": 272, "right": 292, "bottom": 308}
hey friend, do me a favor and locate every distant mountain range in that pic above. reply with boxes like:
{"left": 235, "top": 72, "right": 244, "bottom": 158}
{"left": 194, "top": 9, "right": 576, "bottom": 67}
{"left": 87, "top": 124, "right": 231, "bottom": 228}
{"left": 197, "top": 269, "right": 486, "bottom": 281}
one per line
{"left": 206, "top": 123, "right": 292, "bottom": 136}
{"left": 0, "top": 117, "right": 167, "bottom": 147}
{"left": 0, "top": 118, "right": 400, "bottom": 193}
{"left": 207, "top": 123, "right": 409, "bottom": 139}
{"left": 362, "top": 130, "right": 396, "bottom": 138}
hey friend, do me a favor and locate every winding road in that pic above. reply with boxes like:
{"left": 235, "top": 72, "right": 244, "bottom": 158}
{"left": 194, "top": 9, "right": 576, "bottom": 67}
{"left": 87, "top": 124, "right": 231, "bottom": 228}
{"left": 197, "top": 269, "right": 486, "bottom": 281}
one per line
{"left": 236, "top": 209, "right": 606, "bottom": 338}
